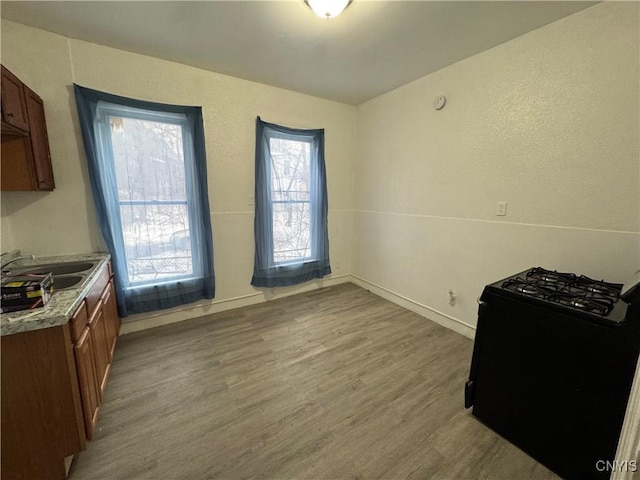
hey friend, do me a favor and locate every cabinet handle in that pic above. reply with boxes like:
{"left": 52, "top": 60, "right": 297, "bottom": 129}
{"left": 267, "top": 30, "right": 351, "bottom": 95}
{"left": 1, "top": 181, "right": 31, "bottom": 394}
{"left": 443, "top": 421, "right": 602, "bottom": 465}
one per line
{"left": 6, "top": 112, "right": 14, "bottom": 117}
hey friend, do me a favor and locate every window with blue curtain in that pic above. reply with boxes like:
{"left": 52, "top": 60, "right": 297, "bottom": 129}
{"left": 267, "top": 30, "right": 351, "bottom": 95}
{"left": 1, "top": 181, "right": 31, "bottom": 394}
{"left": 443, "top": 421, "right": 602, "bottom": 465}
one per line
{"left": 74, "top": 85, "right": 214, "bottom": 317}
{"left": 251, "top": 117, "right": 331, "bottom": 288}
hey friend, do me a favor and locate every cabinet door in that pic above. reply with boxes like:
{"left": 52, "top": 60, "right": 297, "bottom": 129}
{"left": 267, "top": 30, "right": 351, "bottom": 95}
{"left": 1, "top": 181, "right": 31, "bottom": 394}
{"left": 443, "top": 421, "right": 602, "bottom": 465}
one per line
{"left": 101, "top": 280, "right": 120, "bottom": 359}
{"left": 0, "top": 135, "right": 36, "bottom": 190}
{"left": 70, "top": 300, "right": 88, "bottom": 343}
{"left": 24, "top": 87, "right": 54, "bottom": 190}
{"left": 1, "top": 66, "right": 29, "bottom": 131}
{"left": 90, "top": 308, "right": 111, "bottom": 395}
{"left": 74, "top": 327, "right": 100, "bottom": 441}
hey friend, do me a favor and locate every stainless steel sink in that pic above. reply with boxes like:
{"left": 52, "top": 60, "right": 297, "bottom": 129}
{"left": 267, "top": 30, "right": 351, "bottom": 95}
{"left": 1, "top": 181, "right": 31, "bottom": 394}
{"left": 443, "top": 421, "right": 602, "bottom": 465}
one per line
{"left": 14, "top": 261, "right": 96, "bottom": 276}
{"left": 4, "top": 260, "right": 97, "bottom": 293}
{"left": 53, "top": 275, "right": 86, "bottom": 291}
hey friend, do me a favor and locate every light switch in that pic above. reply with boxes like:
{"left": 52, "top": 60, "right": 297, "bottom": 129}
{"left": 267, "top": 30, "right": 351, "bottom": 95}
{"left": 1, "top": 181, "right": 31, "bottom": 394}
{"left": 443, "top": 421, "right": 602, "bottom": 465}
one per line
{"left": 249, "top": 195, "right": 255, "bottom": 207}
{"left": 496, "top": 202, "right": 507, "bottom": 216}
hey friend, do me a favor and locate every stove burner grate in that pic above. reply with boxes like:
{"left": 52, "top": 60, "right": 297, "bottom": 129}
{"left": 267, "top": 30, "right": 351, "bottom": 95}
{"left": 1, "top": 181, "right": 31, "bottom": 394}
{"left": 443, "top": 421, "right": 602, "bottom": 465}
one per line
{"left": 575, "top": 275, "right": 622, "bottom": 299}
{"left": 548, "top": 292, "right": 615, "bottom": 316}
{"left": 500, "top": 267, "right": 623, "bottom": 318}
{"left": 526, "top": 267, "right": 576, "bottom": 284}
{"left": 501, "top": 277, "right": 560, "bottom": 298}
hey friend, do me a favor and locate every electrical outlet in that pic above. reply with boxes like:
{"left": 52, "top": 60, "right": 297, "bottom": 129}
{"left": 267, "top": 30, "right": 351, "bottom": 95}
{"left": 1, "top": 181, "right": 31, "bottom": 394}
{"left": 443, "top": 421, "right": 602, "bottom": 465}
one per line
{"left": 248, "top": 195, "right": 255, "bottom": 207}
{"left": 448, "top": 290, "right": 457, "bottom": 306}
{"left": 496, "top": 201, "right": 507, "bottom": 216}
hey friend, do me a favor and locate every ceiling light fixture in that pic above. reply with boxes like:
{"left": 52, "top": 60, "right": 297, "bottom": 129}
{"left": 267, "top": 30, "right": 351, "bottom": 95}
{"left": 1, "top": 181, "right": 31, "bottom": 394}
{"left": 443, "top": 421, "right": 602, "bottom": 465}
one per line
{"left": 304, "top": 0, "right": 352, "bottom": 19}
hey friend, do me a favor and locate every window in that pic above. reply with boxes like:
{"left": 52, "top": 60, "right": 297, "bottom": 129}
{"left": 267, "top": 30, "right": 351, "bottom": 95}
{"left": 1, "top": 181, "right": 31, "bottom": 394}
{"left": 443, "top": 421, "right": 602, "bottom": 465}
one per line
{"left": 270, "top": 135, "right": 312, "bottom": 263}
{"left": 97, "top": 106, "right": 198, "bottom": 284}
{"left": 74, "top": 85, "right": 214, "bottom": 316}
{"left": 251, "top": 117, "right": 330, "bottom": 287}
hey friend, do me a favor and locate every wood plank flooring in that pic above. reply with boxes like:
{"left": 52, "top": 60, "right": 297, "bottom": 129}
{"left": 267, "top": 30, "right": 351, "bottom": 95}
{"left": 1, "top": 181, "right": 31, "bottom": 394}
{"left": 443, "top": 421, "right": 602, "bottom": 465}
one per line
{"left": 69, "top": 283, "right": 558, "bottom": 480}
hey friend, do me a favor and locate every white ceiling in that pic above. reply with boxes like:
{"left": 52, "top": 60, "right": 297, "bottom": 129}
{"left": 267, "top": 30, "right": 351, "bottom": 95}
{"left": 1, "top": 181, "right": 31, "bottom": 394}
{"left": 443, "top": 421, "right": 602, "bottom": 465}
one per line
{"left": 1, "top": 1, "right": 597, "bottom": 105}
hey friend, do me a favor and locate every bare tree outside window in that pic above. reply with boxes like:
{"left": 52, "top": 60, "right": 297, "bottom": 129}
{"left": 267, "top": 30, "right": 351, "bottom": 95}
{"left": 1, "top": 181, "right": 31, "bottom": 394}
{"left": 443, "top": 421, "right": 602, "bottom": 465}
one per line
{"left": 109, "top": 116, "right": 193, "bottom": 283}
{"left": 269, "top": 137, "right": 312, "bottom": 263}
{"left": 251, "top": 118, "right": 329, "bottom": 288}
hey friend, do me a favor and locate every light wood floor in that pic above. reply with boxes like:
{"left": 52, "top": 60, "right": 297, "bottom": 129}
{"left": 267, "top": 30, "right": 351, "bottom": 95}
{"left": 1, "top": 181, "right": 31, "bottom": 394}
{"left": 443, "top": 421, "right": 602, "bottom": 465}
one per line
{"left": 69, "top": 283, "right": 558, "bottom": 480}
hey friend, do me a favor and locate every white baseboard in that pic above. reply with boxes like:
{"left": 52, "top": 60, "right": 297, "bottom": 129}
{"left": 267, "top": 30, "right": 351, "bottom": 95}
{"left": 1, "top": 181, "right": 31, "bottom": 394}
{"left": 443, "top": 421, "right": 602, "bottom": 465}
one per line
{"left": 120, "top": 274, "right": 352, "bottom": 335}
{"left": 350, "top": 275, "right": 476, "bottom": 339}
{"left": 120, "top": 273, "right": 476, "bottom": 340}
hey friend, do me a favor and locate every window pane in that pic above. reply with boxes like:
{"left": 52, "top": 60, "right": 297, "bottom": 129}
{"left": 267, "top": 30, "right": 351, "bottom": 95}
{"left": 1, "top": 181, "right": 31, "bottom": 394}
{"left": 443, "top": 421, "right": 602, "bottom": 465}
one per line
{"left": 272, "top": 202, "right": 311, "bottom": 262}
{"left": 110, "top": 116, "right": 186, "bottom": 201}
{"left": 269, "top": 137, "right": 312, "bottom": 263}
{"left": 109, "top": 115, "right": 193, "bottom": 284}
{"left": 120, "top": 204, "right": 192, "bottom": 283}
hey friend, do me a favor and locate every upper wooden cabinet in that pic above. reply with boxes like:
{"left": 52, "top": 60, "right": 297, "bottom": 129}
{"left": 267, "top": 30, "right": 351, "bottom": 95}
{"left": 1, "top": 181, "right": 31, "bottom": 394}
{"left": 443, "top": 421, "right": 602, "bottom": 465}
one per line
{"left": 24, "top": 86, "right": 55, "bottom": 190}
{"left": 1, "top": 67, "right": 29, "bottom": 132}
{"left": 1, "top": 65, "right": 55, "bottom": 191}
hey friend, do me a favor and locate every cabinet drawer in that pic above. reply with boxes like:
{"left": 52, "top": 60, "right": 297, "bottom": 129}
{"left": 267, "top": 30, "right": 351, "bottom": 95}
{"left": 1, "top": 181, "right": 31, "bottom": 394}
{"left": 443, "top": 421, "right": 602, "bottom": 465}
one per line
{"left": 85, "top": 265, "right": 109, "bottom": 318}
{"left": 69, "top": 301, "right": 88, "bottom": 343}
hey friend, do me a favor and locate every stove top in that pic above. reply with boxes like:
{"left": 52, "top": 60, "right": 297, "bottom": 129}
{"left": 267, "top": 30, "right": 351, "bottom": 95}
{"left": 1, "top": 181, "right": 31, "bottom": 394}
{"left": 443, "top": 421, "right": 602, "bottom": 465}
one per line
{"left": 493, "top": 267, "right": 628, "bottom": 325}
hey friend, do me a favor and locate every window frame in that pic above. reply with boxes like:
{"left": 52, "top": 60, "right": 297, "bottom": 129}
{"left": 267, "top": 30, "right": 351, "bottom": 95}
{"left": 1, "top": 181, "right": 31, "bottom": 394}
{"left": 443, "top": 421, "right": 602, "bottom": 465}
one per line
{"left": 251, "top": 117, "right": 331, "bottom": 288}
{"left": 266, "top": 130, "right": 318, "bottom": 267}
{"left": 74, "top": 84, "right": 215, "bottom": 317}
{"left": 94, "top": 102, "right": 203, "bottom": 288}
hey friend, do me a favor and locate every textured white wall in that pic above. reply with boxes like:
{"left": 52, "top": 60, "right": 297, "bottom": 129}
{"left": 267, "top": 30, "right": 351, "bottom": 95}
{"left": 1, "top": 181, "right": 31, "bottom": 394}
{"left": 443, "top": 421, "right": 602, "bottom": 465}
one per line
{"left": 0, "top": 204, "right": 15, "bottom": 252}
{"left": 2, "top": 2, "right": 639, "bottom": 333}
{"left": 354, "top": 2, "right": 640, "bottom": 331}
{"left": 1, "top": 23, "right": 103, "bottom": 254}
{"left": 1, "top": 20, "right": 355, "bottom": 308}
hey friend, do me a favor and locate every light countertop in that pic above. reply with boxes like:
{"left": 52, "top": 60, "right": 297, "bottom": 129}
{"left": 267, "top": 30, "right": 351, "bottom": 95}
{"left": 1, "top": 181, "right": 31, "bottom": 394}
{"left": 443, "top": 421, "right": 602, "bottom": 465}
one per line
{"left": 1, "top": 253, "right": 111, "bottom": 336}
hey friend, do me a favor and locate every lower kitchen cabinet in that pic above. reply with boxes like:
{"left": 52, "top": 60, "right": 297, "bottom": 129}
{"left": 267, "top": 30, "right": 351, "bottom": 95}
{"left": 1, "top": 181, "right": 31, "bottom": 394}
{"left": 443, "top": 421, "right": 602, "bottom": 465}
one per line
{"left": 74, "top": 324, "right": 101, "bottom": 441}
{"left": 102, "top": 279, "right": 120, "bottom": 358}
{"left": 1, "top": 323, "right": 85, "bottom": 480}
{"left": 91, "top": 307, "right": 111, "bottom": 395}
{"left": 1, "top": 261, "right": 120, "bottom": 480}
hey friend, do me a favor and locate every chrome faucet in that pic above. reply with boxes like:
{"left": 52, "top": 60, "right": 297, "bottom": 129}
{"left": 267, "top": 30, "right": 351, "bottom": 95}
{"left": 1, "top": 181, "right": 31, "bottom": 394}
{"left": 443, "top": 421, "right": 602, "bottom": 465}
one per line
{"left": 1, "top": 255, "right": 35, "bottom": 273}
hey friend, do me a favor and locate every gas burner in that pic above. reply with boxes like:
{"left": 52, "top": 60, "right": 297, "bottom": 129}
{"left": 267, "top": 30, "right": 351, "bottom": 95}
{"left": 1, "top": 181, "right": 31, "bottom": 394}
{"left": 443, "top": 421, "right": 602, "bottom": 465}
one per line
{"left": 570, "top": 299, "right": 589, "bottom": 309}
{"left": 526, "top": 267, "right": 576, "bottom": 285}
{"left": 575, "top": 276, "right": 622, "bottom": 299}
{"left": 548, "top": 292, "right": 615, "bottom": 316}
{"left": 588, "top": 284, "right": 613, "bottom": 295}
{"left": 518, "top": 284, "right": 538, "bottom": 295}
{"left": 501, "top": 277, "right": 554, "bottom": 298}
{"left": 533, "top": 280, "right": 564, "bottom": 291}
{"left": 541, "top": 273, "right": 560, "bottom": 282}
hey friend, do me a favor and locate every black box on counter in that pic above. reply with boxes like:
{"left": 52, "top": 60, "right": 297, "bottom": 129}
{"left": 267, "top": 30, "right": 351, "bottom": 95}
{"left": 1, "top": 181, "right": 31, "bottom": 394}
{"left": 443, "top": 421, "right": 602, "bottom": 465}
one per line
{"left": 1, "top": 273, "right": 54, "bottom": 313}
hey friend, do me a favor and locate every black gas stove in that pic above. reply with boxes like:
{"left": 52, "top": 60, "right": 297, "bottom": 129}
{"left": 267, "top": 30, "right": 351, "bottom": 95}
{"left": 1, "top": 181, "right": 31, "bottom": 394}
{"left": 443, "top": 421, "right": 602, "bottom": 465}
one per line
{"left": 466, "top": 267, "right": 640, "bottom": 479}
{"left": 491, "top": 266, "right": 629, "bottom": 326}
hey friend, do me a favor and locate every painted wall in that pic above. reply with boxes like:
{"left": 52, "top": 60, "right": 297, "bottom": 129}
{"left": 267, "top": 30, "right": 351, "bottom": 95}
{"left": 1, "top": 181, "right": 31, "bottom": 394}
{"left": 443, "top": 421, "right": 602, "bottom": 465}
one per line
{"left": 1, "top": 20, "right": 356, "bottom": 318}
{"left": 1, "top": 24, "right": 102, "bottom": 255}
{"left": 353, "top": 2, "right": 640, "bottom": 333}
{"left": 2, "top": 2, "right": 639, "bottom": 334}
